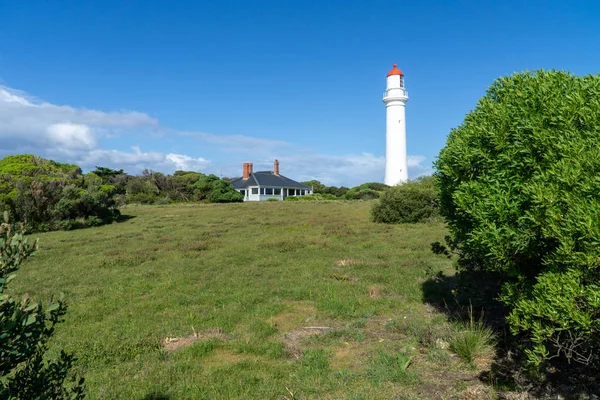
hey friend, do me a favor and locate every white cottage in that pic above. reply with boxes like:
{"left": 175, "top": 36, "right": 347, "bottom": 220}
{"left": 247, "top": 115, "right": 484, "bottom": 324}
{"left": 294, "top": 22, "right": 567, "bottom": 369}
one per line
{"left": 230, "top": 160, "right": 312, "bottom": 201}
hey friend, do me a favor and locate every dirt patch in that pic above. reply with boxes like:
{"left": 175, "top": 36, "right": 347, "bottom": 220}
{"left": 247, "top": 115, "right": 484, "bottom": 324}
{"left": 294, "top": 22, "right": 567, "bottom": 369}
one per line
{"left": 414, "top": 351, "right": 494, "bottom": 400}
{"left": 460, "top": 384, "right": 495, "bottom": 400}
{"left": 162, "top": 328, "right": 227, "bottom": 352}
{"left": 283, "top": 326, "right": 333, "bottom": 358}
{"left": 270, "top": 301, "right": 319, "bottom": 333}
{"left": 364, "top": 316, "right": 405, "bottom": 342}
{"left": 330, "top": 342, "right": 367, "bottom": 371}
{"left": 369, "top": 286, "right": 381, "bottom": 298}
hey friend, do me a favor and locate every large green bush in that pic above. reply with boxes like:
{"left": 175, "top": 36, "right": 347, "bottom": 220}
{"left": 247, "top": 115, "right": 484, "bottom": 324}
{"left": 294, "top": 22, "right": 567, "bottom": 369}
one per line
{"left": 435, "top": 70, "right": 600, "bottom": 368}
{"left": 371, "top": 176, "right": 438, "bottom": 223}
{"left": 0, "top": 214, "right": 85, "bottom": 398}
{"left": 208, "top": 180, "right": 243, "bottom": 203}
{"left": 0, "top": 156, "right": 120, "bottom": 232}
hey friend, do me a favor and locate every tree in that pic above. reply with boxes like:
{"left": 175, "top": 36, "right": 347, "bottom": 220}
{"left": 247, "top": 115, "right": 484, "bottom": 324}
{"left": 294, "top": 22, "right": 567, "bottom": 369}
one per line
{"left": 90, "top": 167, "right": 124, "bottom": 180}
{"left": 301, "top": 180, "right": 327, "bottom": 194}
{"left": 190, "top": 174, "right": 220, "bottom": 201}
{"left": 0, "top": 214, "right": 85, "bottom": 398}
{"left": 435, "top": 70, "right": 600, "bottom": 368}
{"left": 207, "top": 180, "right": 243, "bottom": 203}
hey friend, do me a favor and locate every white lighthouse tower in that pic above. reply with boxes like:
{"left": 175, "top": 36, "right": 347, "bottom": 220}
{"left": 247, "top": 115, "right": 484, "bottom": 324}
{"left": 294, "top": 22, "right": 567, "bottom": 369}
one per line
{"left": 383, "top": 64, "right": 409, "bottom": 186}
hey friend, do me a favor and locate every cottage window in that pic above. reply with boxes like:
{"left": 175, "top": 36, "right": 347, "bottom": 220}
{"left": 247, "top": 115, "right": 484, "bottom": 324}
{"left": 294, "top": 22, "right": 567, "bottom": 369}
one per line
{"left": 274, "top": 188, "right": 281, "bottom": 195}
{"left": 265, "top": 188, "right": 273, "bottom": 195}
{"left": 251, "top": 188, "right": 258, "bottom": 194}
{"left": 240, "top": 190, "right": 246, "bottom": 196}
{"left": 289, "top": 189, "right": 295, "bottom": 196}
{"left": 301, "top": 190, "right": 305, "bottom": 195}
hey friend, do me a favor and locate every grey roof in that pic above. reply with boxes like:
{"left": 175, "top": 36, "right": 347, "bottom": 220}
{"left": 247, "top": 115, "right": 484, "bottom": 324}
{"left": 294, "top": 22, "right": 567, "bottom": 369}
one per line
{"left": 230, "top": 171, "right": 311, "bottom": 190}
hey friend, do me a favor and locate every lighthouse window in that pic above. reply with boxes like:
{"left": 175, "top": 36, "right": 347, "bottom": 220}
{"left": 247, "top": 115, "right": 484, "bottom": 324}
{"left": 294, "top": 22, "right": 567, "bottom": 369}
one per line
{"left": 399, "top": 76, "right": 404, "bottom": 87}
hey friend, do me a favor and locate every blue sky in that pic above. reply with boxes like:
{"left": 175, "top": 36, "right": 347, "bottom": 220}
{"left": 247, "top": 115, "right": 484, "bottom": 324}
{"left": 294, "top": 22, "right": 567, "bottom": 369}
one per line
{"left": 1, "top": 1, "right": 599, "bottom": 186}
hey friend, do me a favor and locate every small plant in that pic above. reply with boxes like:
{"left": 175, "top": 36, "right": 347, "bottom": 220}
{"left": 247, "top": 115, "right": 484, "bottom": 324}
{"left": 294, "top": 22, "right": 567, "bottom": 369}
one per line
{"left": 266, "top": 198, "right": 280, "bottom": 202}
{"left": 0, "top": 212, "right": 85, "bottom": 398}
{"left": 396, "top": 350, "right": 412, "bottom": 373}
{"left": 367, "top": 348, "right": 415, "bottom": 386}
{"left": 426, "top": 348, "right": 450, "bottom": 364}
{"left": 408, "top": 319, "right": 453, "bottom": 349}
{"left": 450, "top": 308, "right": 495, "bottom": 365}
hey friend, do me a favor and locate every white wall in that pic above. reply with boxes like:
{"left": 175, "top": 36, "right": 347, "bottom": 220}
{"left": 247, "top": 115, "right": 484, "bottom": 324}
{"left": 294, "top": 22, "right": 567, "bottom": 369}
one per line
{"left": 237, "top": 187, "right": 311, "bottom": 201}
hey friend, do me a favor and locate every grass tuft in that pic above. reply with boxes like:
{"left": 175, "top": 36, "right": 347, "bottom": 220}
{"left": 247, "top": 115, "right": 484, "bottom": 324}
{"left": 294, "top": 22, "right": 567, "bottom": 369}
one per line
{"left": 450, "top": 308, "right": 495, "bottom": 365}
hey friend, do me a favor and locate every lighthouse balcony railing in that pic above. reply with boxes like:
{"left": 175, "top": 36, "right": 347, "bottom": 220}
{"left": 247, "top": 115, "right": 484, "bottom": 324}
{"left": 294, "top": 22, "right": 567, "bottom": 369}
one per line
{"left": 383, "top": 89, "right": 408, "bottom": 98}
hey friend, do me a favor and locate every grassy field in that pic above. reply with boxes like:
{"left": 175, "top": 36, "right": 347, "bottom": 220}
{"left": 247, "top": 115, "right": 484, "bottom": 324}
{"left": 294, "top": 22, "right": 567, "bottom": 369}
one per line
{"left": 10, "top": 201, "right": 496, "bottom": 399}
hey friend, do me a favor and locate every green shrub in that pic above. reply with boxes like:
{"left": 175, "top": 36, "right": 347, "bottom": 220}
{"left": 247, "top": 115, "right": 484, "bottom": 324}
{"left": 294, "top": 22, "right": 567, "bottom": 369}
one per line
{"left": 371, "top": 176, "right": 438, "bottom": 223}
{"left": 344, "top": 188, "right": 380, "bottom": 200}
{"left": 435, "top": 70, "right": 600, "bottom": 368}
{"left": 207, "top": 180, "right": 243, "bottom": 203}
{"left": 0, "top": 157, "right": 121, "bottom": 232}
{"left": 300, "top": 180, "right": 349, "bottom": 197}
{"left": 126, "top": 193, "right": 157, "bottom": 204}
{"left": 284, "top": 196, "right": 299, "bottom": 202}
{"left": 266, "top": 198, "right": 280, "bottom": 202}
{"left": 299, "top": 193, "right": 338, "bottom": 201}
{"left": 0, "top": 214, "right": 85, "bottom": 398}
{"left": 502, "top": 269, "right": 600, "bottom": 367}
{"left": 297, "top": 195, "right": 317, "bottom": 201}
{"left": 126, "top": 177, "right": 158, "bottom": 198}
{"left": 358, "top": 182, "right": 389, "bottom": 192}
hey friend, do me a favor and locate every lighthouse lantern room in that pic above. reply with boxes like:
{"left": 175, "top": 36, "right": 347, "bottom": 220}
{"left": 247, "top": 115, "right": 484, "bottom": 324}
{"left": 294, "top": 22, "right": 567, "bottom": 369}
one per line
{"left": 383, "top": 64, "right": 409, "bottom": 186}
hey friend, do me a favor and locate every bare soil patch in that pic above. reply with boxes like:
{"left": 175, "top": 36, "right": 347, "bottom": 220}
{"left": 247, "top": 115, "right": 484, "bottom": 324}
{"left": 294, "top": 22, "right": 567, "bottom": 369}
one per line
{"left": 270, "top": 301, "right": 319, "bottom": 333}
{"left": 283, "top": 326, "right": 334, "bottom": 358}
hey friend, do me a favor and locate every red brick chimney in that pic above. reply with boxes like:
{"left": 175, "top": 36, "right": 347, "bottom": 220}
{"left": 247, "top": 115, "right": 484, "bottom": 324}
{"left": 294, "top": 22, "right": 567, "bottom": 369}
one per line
{"left": 274, "top": 159, "right": 280, "bottom": 176}
{"left": 242, "top": 163, "right": 249, "bottom": 179}
{"left": 248, "top": 163, "right": 253, "bottom": 175}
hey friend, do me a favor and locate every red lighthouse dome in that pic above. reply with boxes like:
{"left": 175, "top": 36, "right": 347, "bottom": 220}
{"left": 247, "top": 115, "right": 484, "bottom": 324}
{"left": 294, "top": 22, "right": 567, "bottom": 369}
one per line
{"left": 387, "top": 64, "right": 404, "bottom": 77}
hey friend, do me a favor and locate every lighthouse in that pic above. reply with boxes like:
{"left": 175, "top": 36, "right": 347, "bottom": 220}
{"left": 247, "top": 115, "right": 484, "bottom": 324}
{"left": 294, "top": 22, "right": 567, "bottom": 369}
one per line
{"left": 383, "top": 64, "right": 409, "bottom": 186}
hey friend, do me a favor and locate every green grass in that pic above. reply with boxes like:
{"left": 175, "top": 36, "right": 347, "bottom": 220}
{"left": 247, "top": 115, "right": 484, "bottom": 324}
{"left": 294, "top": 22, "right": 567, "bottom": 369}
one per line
{"left": 450, "top": 309, "right": 496, "bottom": 366}
{"left": 8, "top": 201, "right": 492, "bottom": 398}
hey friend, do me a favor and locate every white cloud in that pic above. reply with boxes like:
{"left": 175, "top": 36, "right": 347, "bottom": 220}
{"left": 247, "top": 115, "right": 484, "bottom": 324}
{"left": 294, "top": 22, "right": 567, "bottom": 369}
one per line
{"left": 79, "top": 146, "right": 164, "bottom": 166}
{"left": 0, "top": 85, "right": 158, "bottom": 150}
{"left": 0, "top": 85, "right": 210, "bottom": 174}
{"left": 47, "top": 123, "right": 96, "bottom": 150}
{"left": 165, "top": 153, "right": 210, "bottom": 171}
{"left": 74, "top": 147, "right": 210, "bottom": 174}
